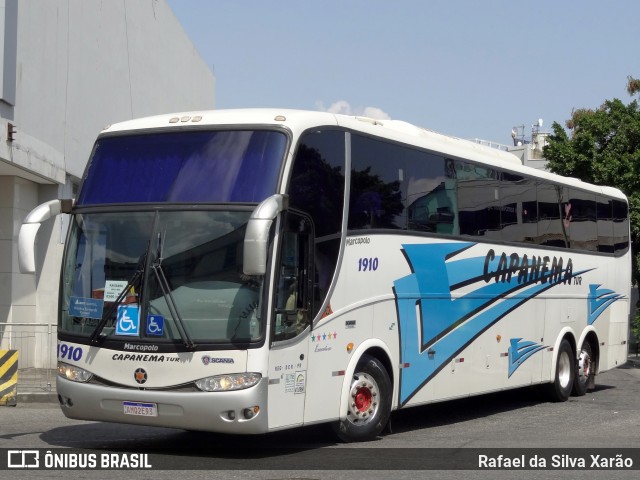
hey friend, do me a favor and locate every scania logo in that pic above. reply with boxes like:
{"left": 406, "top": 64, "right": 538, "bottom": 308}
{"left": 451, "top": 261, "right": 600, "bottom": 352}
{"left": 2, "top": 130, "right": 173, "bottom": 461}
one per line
{"left": 201, "top": 355, "right": 234, "bottom": 365}
{"left": 134, "top": 368, "right": 148, "bottom": 384}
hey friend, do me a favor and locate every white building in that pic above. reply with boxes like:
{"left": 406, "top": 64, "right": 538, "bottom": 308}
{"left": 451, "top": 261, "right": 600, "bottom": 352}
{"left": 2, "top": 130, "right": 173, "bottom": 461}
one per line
{"left": 507, "top": 121, "right": 551, "bottom": 171}
{"left": 0, "top": 0, "right": 214, "bottom": 371}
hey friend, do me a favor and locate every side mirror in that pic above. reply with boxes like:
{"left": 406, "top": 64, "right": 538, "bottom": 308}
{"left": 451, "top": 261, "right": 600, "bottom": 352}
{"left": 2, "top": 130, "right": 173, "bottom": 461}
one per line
{"left": 243, "top": 194, "right": 288, "bottom": 275}
{"left": 18, "top": 199, "right": 73, "bottom": 273}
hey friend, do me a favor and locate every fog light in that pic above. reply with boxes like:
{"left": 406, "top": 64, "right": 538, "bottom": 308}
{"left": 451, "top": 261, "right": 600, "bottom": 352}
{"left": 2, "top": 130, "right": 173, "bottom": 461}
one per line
{"left": 243, "top": 406, "right": 260, "bottom": 419}
{"left": 58, "top": 394, "right": 73, "bottom": 407}
{"left": 227, "top": 410, "right": 236, "bottom": 420}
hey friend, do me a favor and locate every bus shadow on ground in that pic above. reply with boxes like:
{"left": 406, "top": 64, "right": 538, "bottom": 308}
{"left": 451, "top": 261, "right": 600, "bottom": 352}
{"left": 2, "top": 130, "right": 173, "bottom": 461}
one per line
{"left": 39, "top": 419, "right": 337, "bottom": 453}
{"left": 39, "top": 382, "right": 616, "bottom": 455}
{"left": 385, "top": 383, "right": 615, "bottom": 436}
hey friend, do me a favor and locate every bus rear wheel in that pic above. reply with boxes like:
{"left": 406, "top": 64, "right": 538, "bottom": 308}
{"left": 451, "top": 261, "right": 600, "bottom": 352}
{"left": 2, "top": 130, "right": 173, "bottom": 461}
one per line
{"left": 572, "top": 340, "right": 594, "bottom": 396}
{"left": 333, "top": 355, "right": 391, "bottom": 442}
{"left": 547, "top": 339, "right": 575, "bottom": 402}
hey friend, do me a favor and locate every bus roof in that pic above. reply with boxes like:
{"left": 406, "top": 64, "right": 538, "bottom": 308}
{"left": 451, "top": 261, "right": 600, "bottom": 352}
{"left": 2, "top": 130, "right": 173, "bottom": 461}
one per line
{"left": 100, "top": 108, "right": 626, "bottom": 201}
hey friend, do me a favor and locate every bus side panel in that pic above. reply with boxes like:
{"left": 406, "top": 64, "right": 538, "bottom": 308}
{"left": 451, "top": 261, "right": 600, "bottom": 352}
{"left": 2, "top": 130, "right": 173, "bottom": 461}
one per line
{"left": 604, "top": 300, "right": 630, "bottom": 370}
{"left": 469, "top": 298, "right": 546, "bottom": 391}
{"left": 309, "top": 234, "right": 629, "bottom": 418}
{"left": 391, "top": 239, "right": 629, "bottom": 408}
{"left": 541, "top": 299, "right": 578, "bottom": 384}
{"left": 303, "top": 235, "right": 404, "bottom": 424}
{"left": 302, "top": 310, "right": 372, "bottom": 425}
{"left": 267, "top": 337, "right": 308, "bottom": 431}
{"left": 407, "top": 274, "right": 549, "bottom": 403}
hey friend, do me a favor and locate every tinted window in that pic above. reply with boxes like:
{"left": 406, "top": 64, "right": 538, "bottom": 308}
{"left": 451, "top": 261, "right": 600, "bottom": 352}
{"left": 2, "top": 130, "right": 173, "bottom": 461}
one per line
{"left": 313, "top": 131, "right": 629, "bottom": 255}
{"left": 289, "top": 130, "right": 346, "bottom": 317}
{"left": 349, "top": 135, "right": 405, "bottom": 230}
{"left": 405, "top": 153, "right": 457, "bottom": 234}
{"left": 613, "top": 200, "right": 630, "bottom": 254}
{"left": 289, "top": 130, "right": 345, "bottom": 238}
{"left": 501, "top": 174, "right": 537, "bottom": 243}
{"left": 78, "top": 130, "right": 287, "bottom": 204}
{"left": 596, "top": 198, "right": 614, "bottom": 253}
{"left": 567, "top": 189, "right": 597, "bottom": 251}
{"left": 537, "top": 183, "right": 567, "bottom": 248}
{"left": 456, "top": 161, "right": 501, "bottom": 237}
{"left": 349, "top": 135, "right": 460, "bottom": 234}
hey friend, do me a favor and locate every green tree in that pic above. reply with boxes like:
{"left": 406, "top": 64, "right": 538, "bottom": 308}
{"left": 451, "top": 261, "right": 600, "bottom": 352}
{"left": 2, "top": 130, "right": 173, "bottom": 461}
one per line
{"left": 628, "top": 75, "right": 640, "bottom": 96}
{"left": 544, "top": 80, "right": 640, "bottom": 343}
{"left": 545, "top": 96, "right": 640, "bottom": 275}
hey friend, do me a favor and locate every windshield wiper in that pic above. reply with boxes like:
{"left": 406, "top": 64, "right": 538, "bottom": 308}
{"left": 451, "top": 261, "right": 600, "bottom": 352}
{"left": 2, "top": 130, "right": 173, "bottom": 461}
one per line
{"left": 89, "top": 252, "right": 147, "bottom": 345}
{"left": 151, "top": 231, "right": 196, "bottom": 350}
{"left": 151, "top": 263, "right": 196, "bottom": 350}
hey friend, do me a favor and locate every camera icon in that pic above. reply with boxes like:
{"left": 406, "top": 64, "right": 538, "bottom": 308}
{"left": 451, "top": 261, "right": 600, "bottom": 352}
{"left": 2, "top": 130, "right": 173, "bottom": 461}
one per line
{"left": 7, "top": 450, "right": 40, "bottom": 468}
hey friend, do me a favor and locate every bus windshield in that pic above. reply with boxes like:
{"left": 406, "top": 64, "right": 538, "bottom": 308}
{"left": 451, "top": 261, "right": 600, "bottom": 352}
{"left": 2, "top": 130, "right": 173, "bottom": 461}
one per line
{"left": 61, "top": 210, "right": 263, "bottom": 345}
{"left": 77, "top": 129, "right": 288, "bottom": 205}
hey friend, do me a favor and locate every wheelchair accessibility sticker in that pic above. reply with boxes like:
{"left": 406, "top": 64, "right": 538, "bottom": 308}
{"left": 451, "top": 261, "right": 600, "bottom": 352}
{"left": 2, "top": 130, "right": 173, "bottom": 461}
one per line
{"left": 146, "top": 315, "right": 164, "bottom": 336}
{"left": 115, "top": 305, "right": 140, "bottom": 336}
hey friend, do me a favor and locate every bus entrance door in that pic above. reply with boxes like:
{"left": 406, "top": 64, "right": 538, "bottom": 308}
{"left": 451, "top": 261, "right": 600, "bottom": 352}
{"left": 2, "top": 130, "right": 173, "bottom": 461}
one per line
{"left": 267, "top": 212, "right": 313, "bottom": 430}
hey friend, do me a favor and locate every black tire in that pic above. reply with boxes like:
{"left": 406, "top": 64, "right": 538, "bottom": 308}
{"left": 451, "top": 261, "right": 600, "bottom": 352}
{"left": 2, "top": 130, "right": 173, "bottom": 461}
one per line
{"left": 333, "top": 354, "right": 392, "bottom": 442}
{"left": 547, "top": 339, "right": 575, "bottom": 402}
{"left": 572, "top": 340, "right": 595, "bottom": 397}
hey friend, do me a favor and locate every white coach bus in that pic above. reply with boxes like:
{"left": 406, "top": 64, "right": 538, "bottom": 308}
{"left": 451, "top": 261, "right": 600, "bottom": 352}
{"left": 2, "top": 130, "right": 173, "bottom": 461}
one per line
{"left": 19, "top": 109, "right": 630, "bottom": 441}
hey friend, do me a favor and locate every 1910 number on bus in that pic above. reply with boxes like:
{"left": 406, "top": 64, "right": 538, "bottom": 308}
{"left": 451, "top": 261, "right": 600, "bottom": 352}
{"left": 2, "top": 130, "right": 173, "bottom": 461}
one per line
{"left": 358, "top": 257, "right": 379, "bottom": 271}
{"left": 58, "top": 343, "right": 83, "bottom": 361}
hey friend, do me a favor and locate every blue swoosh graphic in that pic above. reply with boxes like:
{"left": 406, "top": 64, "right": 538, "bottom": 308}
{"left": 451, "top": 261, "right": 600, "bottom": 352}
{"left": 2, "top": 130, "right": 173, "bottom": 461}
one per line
{"left": 394, "top": 242, "right": 589, "bottom": 406}
{"left": 588, "top": 284, "right": 624, "bottom": 325}
{"left": 508, "top": 338, "right": 546, "bottom": 377}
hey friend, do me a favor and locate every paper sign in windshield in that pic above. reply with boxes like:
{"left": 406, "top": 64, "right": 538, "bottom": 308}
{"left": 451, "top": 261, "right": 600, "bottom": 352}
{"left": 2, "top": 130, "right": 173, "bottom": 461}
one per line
{"left": 104, "top": 280, "right": 130, "bottom": 302}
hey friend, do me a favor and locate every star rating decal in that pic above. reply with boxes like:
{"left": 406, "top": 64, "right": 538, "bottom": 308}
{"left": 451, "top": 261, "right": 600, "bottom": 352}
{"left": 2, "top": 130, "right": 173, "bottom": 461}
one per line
{"left": 311, "top": 332, "right": 338, "bottom": 342}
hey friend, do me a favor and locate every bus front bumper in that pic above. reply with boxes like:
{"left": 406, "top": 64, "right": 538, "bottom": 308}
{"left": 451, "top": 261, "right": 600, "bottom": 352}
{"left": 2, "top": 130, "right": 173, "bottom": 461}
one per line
{"left": 56, "top": 376, "right": 269, "bottom": 434}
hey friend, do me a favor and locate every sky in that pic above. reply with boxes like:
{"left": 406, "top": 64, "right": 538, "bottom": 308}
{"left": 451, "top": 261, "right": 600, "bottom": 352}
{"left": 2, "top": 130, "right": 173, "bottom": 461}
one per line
{"left": 166, "top": 0, "right": 640, "bottom": 146}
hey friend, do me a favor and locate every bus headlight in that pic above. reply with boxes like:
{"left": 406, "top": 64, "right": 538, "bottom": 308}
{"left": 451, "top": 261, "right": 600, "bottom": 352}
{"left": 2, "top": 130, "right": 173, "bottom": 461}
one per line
{"left": 57, "top": 362, "right": 93, "bottom": 383}
{"left": 195, "top": 373, "right": 261, "bottom": 392}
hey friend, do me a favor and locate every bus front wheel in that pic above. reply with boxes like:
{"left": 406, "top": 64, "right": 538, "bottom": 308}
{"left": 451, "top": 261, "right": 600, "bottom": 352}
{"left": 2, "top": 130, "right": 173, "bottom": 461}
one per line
{"left": 547, "top": 339, "right": 575, "bottom": 402}
{"left": 333, "top": 354, "right": 392, "bottom": 442}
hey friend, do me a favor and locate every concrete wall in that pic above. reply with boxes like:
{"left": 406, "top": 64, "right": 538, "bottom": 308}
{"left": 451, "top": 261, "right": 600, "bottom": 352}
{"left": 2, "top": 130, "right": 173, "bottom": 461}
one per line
{"left": 0, "top": 0, "right": 215, "bottom": 364}
{"left": 0, "top": 176, "right": 37, "bottom": 325}
{"left": 14, "top": 0, "right": 215, "bottom": 179}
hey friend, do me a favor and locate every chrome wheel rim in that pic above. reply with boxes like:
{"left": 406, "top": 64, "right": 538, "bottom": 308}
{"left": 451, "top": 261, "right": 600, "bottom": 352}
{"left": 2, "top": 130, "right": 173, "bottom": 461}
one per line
{"left": 558, "top": 350, "right": 572, "bottom": 389}
{"left": 577, "top": 349, "right": 592, "bottom": 386}
{"left": 346, "top": 372, "right": 380, "bottom": 426}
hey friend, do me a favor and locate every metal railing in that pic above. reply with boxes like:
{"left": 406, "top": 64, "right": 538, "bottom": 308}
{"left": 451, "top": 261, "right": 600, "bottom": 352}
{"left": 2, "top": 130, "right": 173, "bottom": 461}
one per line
{"left": 0, "top": 323, "right": 55, "bottom": 392}
{"left": 472, "top": 138, "right": 510, "bottom": 151}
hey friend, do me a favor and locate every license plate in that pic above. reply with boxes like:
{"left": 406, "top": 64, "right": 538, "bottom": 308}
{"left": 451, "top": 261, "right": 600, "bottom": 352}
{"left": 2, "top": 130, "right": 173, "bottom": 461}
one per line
{"left": 123, "top": 401, "right": 158, "bottom": 417}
